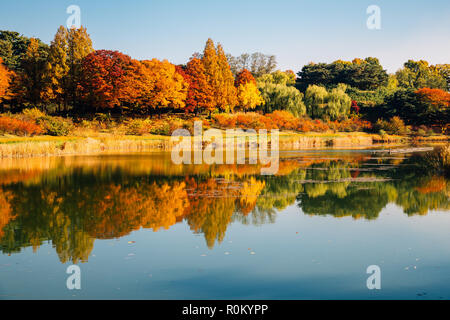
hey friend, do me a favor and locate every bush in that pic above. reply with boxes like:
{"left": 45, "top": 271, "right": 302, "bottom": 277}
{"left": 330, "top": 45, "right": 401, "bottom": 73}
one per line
{"left": 125, "top": 119, "right": 152, "bottom": 135}
{"left": 266, "top": 111, "right": 299, "bottom": 130}
{"left": 37, "top": 116, "right": 73, "bottom": 136}
{"left": 22, "top": 107, "right": 46, "bottom": 120}
{"left": 328, "top": 117, "right": 372, "bottom": 132}
{"left": 297, "top": 118, "right": 329, "bottom": 132}
{"left": 375, "top": 116, "right": 409, "bottom": 135}
{"left": 214, "top": 112, "right": 275, "bottom": 131}
{"left": 124, "top": 117, "right": 187, "bottom": 136}
{"left": 0, "top": 116, "right": 43, "bottom": 136}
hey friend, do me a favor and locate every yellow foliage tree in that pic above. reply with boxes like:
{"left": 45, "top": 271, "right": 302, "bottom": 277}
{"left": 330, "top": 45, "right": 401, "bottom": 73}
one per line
{"left": 237, "top": 82, "right": 264, "bottom": 111}
{"left": 41, "top": 26, "right": 69, "bottom": 109}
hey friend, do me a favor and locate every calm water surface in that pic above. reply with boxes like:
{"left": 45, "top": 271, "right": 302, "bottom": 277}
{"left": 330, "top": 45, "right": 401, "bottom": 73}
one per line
{"left": 0, "top": 150, "right": 449, "bottom": 299}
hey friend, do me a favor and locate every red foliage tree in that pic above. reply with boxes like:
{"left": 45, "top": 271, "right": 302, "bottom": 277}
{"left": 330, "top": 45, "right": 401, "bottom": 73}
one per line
{"left": 184, "top": 58, "right": 215, "bottom": 114}
{"left": 78, "top": 50, "right": 139, "bottom": 111}
{"left": 235, "top": 68, "right": 256, "bottom": 87}
{"left": 175, "top": 65, "right": 194, "bottom": 113}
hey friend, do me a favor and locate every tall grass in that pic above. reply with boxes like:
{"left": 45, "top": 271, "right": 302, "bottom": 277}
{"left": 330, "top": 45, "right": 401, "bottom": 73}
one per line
{"left": 0, "top": 137, "right": 173, "bottom": 158}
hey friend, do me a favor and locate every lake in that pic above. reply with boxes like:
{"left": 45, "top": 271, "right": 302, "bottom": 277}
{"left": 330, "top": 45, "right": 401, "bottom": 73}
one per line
{"left": 0, "top": 149, "right": 449, "bottom": 299}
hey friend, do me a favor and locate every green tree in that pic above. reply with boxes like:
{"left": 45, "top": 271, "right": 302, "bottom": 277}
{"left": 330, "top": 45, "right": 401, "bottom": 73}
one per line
{"left": 304, "top": 84, "right": 351, "bottom": 120}
{"left": 396, "top": 60, "right": 447, "bottom": 90}
{"left": 257, "top": 81, "right": 306, "bottom": 116}
{"left": 0, "top": 31, "right": 48, "bottom": 72}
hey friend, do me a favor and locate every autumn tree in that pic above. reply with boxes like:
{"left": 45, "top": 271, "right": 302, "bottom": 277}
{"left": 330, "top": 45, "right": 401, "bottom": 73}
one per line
{"left": 78, "top": 50, "right": 139, "bottom": 111}
{"left": 235, "top": 68, "right": 262, "bottom": 111}
{"left": 67, "top": 26, "right": 94, "bottom": 110}
{"left": 216, "top": 44, "right": 237, "bottom": 112}
{"left": 17, "top": 38, "right": 48, "bottom": 106}
{"left": 235, "top": 69, "right": 256, "bottom": 87}
{"left": 237, "top": 82, "right": 264, "bottom": 111}
{"left": 202, "top": 39, "right": 237, "bottom": 113}
{"left": 415, "top": 88, "right": 450, "bottom": 129}
{"left": 183, "top": 58, "right": 215, "bottom": 114}
{"left": 138, "top": 59, "right": 188, "bottom": 113}
{"left": 0, "top": 57, "right": 12, "bottom": 105}
{"left": 41, "top": 26, "right": 69, "bottom": 111}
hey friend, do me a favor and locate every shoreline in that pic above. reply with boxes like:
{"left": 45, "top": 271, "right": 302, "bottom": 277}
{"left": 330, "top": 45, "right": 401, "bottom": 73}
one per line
{"left": 0, "top": 132, "right": 448, "bottom": 159}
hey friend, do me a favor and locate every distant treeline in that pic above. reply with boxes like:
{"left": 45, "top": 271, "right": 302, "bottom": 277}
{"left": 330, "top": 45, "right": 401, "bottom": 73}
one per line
{"left": 0, "top": 26, "right": 449, "bottom": 129}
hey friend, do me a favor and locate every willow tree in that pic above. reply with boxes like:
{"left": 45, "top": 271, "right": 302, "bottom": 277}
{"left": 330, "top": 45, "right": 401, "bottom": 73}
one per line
{"left": 304, "top": 84, "right": 351, "bottom": 121}
{"left": 257, "top": 81, "right": 305, "bottom": 116}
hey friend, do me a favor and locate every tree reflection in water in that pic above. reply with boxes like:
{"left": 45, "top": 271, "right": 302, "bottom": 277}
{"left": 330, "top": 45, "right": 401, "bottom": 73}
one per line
{"left": 0, "top": 152, "right": 448, "bottom": 263}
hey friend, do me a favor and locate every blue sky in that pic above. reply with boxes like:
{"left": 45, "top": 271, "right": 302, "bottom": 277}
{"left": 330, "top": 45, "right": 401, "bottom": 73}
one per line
{"left": 1, "top": 0, "right": 449, "bottom": 73}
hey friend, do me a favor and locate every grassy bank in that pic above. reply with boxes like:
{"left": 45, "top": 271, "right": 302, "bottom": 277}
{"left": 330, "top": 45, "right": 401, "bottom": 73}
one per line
{"left": 1, "top": 131, "right": 448, "bottom": 158}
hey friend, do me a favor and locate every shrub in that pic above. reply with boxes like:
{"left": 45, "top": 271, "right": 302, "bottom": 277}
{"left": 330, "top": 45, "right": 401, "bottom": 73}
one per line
{"left": 22, "top": 107, "right": 46, "bottom": 120}
{"left": 150, "top": 121, "right": 171, "bottom": 136}
{"left": 125, "top": 119, "right": 152, "bottom": 135}
{"left": 0, "top": 116, "right": 43, "bottom": 136}
{"left": 37, "top": 116, "right": 73, "bottom": 136}
{"left": 266, "top": 110, "right": 299, "bottom": 130}
{"left": 375, "top": 117, "right": 409, "bottom": 135}
{"left": 124, "top": 118, "right": 185, "bottom": 136}
{"left": 328, "top": 117, "right": 372, "bottom": 132}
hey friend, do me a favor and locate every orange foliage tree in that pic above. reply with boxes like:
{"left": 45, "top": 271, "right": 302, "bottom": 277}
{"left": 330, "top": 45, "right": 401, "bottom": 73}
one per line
{"left": 415, "top": 88, "right": 450, "bottom": 107}
{"left": 78, "top": 50, "right": 139, "bottom": 111}
{"left": 138, "top": 59, "right": 188, "bottom": 113}
{"left": 184, "top": 58, "right": 215, "bottom": 114}
{"left": 415, "top": 88, "right": 450, "bottom": 129}
{"left": 202, "top": 39, "right": 237, "bottom": 113}
{"left": 235, "top": 69, "right": 256, "bottom": 87}
{"left": 0, "top": 58, "right": 12, "bottom": 104}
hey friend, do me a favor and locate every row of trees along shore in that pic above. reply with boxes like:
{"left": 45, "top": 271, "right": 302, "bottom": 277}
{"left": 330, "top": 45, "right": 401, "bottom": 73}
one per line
{"left": 0, "top": 26, "right": 449, "bottom": 131}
